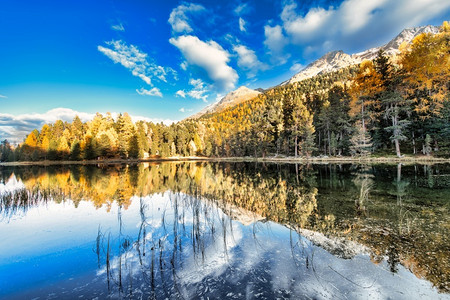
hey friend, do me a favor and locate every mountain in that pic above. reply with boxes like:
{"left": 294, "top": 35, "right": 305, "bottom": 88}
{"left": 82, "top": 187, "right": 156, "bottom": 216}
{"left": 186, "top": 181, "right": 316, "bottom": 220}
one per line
{"left": 287, "top": 25, "right": 439, "bottom": 85}
{"left": 189, "top": 25, "right": 439, "bottom": 120}
{"left": 189, "top": 86, "right": 261, "bottom": 119}
{"left": 286, "top": 50, "right": 355, "bottom": 84}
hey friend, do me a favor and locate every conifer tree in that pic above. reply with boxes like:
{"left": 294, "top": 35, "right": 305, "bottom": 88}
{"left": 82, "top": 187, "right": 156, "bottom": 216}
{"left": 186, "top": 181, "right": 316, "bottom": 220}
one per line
{"left": 70, "top": 140, "right": 81, "bottom": 161}
{"left": 128, "top": 131, "right": 141, "bottom": 159}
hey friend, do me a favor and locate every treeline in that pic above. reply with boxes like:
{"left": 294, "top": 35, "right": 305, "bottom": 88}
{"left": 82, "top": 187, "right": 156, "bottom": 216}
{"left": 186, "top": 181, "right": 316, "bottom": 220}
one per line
{"left": 0, "top": 22, "right": 449, "bottom": 162}
{"left": 0, "top": 112, "right": 207, "bottom": 161}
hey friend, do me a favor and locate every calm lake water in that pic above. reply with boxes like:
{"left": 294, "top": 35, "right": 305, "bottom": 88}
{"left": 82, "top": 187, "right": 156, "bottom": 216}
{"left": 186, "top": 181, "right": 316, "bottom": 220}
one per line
{"left": 0, "top": 162, "right": 449, "bottom": 299}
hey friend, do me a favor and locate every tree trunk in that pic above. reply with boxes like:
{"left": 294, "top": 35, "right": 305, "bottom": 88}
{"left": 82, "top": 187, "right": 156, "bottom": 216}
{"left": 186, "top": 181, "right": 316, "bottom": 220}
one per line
{"left": 318, "top": 130, "right": 321, "bottom": 155}
{"left": 392, "top": 108, "right": 401, "bottom": 158}
{"left": 361, "top": 101, "right": 366, "bottom": 149}
{"left": 397, "top": 163, "right": 402, "bottom": 204}
{"left": 327, "top": 129, "right": 331, "bottom": 156}
{"left": 295, "top": 134, "right": 298, "bottom": 158}
{"left": 394, "top": 138, "right": 401, "bottom": 158}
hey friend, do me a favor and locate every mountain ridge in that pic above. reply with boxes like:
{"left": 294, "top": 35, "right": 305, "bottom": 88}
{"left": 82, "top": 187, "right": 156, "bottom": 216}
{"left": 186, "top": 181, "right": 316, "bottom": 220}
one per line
{"left": 286, "top": 25, "right": 439, "bottom": 85}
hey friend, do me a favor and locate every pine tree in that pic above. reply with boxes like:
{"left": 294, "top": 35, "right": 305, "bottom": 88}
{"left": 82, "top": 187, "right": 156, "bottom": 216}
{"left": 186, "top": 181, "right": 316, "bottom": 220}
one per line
{"left": 350, "top": 120, "right": 373, "bottom": 156}
{"left": 0, "top": 140, "right": 13, "bottom": 162}
{"left": 83, "top": 135, "right": 98, "bottom": 160}
{"left": 97, "top": 133, "right": 113, "bottom": 158}
{"left": 70, "top": 140, "right": 81, "bottom": 161}
{"left": 128, "top": 131, "right": 141, "bottom": 159}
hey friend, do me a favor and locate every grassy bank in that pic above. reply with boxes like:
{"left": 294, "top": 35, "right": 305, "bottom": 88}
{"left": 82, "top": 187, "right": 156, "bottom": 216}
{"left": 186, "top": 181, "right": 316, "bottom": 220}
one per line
{"left": 1, "top": 155, "right": 449, "bottom": 167}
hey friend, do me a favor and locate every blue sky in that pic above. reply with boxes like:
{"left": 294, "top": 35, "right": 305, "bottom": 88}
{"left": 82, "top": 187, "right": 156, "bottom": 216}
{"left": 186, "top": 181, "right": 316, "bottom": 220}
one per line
{"left": 0, "top": 0, "right": 449, "bottom": 143}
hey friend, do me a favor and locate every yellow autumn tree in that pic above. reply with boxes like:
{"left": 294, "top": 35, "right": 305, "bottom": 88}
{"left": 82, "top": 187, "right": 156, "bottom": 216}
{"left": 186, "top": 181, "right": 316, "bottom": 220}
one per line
{"left": 24, "top": 130, "right": 39, "bottom": 147}
{"left": 400, "top": 21, "right": 450, "bottom": 118}
{"left": 57, "top": 136, "right": 70, "bottom": 155}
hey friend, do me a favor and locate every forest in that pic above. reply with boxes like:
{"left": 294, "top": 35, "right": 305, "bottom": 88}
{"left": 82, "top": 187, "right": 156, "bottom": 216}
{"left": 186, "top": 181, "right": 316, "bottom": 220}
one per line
{"left": 0, "top": 22, "right": 449, "bottom": 162}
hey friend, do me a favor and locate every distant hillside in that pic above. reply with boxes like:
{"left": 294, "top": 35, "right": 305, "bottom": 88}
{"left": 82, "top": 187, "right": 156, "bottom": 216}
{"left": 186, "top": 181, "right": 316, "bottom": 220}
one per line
{"left": 188, "top": 86, "right": 261, "bottom": 119}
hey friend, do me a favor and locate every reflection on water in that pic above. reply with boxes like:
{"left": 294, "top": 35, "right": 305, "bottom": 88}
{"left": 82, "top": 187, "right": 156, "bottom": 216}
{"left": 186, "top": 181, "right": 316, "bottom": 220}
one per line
{"left": 0, "top": 162, "right": 449, "bottom": 299}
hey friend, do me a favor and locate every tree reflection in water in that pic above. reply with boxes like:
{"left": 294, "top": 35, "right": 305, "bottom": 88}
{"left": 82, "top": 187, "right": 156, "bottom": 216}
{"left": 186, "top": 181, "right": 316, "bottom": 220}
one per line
{"left": 0, "top": 162, "right": 449, "bottom": 297}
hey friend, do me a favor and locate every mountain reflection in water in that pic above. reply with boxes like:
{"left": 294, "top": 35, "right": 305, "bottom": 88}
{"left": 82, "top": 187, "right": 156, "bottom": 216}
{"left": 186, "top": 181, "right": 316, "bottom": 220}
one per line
{"left": 0, "top": 162, "right": 449, "bottom": 299}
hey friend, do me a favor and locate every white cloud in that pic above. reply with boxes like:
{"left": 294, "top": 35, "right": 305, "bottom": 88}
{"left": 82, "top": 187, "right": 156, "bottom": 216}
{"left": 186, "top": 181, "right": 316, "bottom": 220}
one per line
{"left": 264, "top": 25, "right": 290, "bottom": 64}
{"left": 136, "top": 87, "right": 163, "bottom": 97}
{"left": 187, "top": 78, "right": 209, "bottom": 102}
{"left": 0, "top": 94, "right": 7, "bottom": 99}
{"left": 281, "top": 3, "right": 334, "bottom": 44}
{"left": 277, "top": 0, "right": 450, "bottom": 54}
{"left": 111, "top": 23, "right": 125, "bottom": 32}
{"left": 0, "top": 108, "right": 95, "bottom": 144}
{"left": 176, "top": 90, "right": 186, "bottom": 98}
{"left": 239, "top": 17, "right": 246, "bottom": 32}
{"left": 180, "top": 61, "right": 188, "bottom": 71}
{"left": 178, "top": 107, "right": 193, "bottom": 113}
{"left": 128, "top": 115, "right": 175, "bottom": 125}
{"left": 233, "top": 45, "right": 267, "bottom": 78}
{"left": 168, "top": 3, "right": 205, "bottom": 33}
{"left": 169, "top": 35, "right": 238, "bottom": 91}
{"left": 98, "top": 40, "right": 176, "bottom": 86}
{"left": 0, "top": 108, "right": 176, "bottom": 144}
{"left": 234, "top": 3, "right": 248, "bottom": 15}
{"left": 290, "top": 63, "right": 304, "bottom": 73}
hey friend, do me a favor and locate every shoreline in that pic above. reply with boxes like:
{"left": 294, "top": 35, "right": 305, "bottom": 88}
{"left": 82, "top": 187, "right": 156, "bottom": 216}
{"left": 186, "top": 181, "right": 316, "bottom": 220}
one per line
{"left": 1, "top": 155, "right": 449, "bottom": 166}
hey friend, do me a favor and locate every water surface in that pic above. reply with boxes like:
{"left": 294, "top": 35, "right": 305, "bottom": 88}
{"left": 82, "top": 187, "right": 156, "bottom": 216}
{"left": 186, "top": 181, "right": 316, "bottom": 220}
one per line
{"left": 0, "top": 162, "right": 449, "bottom": 299}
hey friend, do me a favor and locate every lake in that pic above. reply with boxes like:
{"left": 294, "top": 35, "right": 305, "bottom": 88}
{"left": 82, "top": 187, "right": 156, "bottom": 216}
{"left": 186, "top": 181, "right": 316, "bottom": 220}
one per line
{"left": 0, "top": 162, "right": 449, "bottom": 299}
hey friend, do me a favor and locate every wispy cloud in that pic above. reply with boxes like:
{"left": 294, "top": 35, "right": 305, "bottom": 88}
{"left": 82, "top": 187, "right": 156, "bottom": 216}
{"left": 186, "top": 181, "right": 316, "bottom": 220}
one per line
{"left": 233, "top": 45, "right": 267, "bottom": 78}
{"left": 111, "top": 23, "right": 125, "bottom": 32}
{"left": 0, "top": 108, "right": 176, "bottom": 144}
{"left": 180, "top": 61, "right": 188, "bottom": 71}
{"left": 264, "top": 24, "right": 290, "bottom": 64}
{"left": 187, "top": 78, "right": 209, "bottom": 102}
{"left": 234, "top": 3, "right": 249, "bottom": 15}
{"left": 136, "top": 87, "right": 163, "bottom": 97}
{"left": 168, "top": 3, "right": 205, "bottom": 33}
{"left": 274, "top": 0, "right": 450, "bottom": 56}
{"left": 0, "top": 94, "right": 7, "bottom": 99}
{"left": 239, "top": 17, "right": 246, "bottom": 32}
{"left": 98, "top": 40, "right": 176, "bottom": 87}
{"left": 290, "top": 63, "right": 304, "bottom": 73}
{"left": 169, "top": 35, "right": 238, "bottom": 91}
{"left": 179, "top": 107, "right": 193, "bottom": 113}
{"left": 176, "top": 90, "right": 186, "bottom": 98}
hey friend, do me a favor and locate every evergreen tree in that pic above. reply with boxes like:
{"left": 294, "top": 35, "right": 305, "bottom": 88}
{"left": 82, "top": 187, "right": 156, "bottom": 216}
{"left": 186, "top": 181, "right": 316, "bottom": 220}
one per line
{"left": 70, "top": 140, "right": 81, "bottom": 161}
{"left": 0, "top": 140, "right": 13, "bottom": 162}
{"left": 83, "top": 135, "right": 98, "bottom": 160}
{"left": 97, "top": 133, "right": 113, "bottom": 158}
{"left": 128, "top": 131, "right": 141, "bottom": 159}
{"left": 350, "top": 120, "right": 373, "bottom": 156}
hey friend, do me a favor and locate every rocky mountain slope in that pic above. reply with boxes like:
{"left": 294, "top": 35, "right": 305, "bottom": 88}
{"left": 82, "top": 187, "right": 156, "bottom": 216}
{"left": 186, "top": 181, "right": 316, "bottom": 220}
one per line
{"left": 189, "top": 86, "right": 261, "bottom": 119}
{"left": 287, "top": 25, "right": 439, "bottom": 84}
